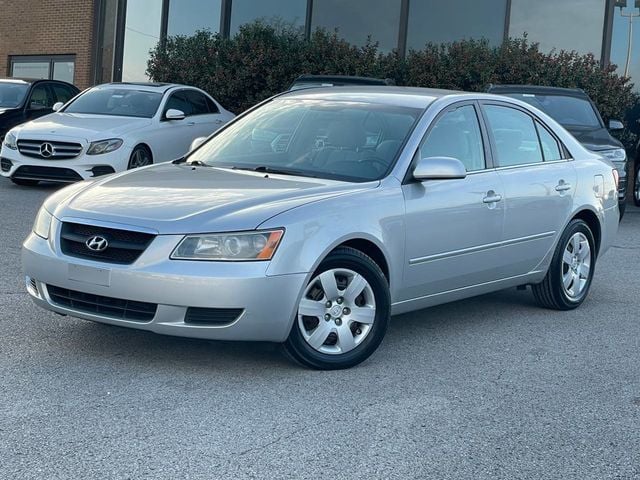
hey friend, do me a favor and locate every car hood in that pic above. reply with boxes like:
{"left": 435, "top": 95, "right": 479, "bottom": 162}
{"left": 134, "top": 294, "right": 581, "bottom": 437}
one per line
{"left": 13, "top": 113, "right": 151, "bottom": 141}
{"left": 52, "top": 163, "right": 376, "bottom": 234}
{"left": 565, "top": 126, "right": 623, "bottom": 152}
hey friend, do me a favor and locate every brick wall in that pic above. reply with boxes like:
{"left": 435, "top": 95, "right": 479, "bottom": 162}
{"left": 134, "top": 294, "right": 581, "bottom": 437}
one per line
{"left": 0, "top": 0, "right": 96, "bottom": 88}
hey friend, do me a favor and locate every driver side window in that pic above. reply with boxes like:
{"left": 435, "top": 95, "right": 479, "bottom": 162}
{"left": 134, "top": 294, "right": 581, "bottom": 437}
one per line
{"left": 29, "top": 84, "right": 51, "bottom": 109}
{"left": 164, "top": 91, "right": 192, "bottom": 117}
{"left": 418, "top": 104, "right": 485, "bottom": 172}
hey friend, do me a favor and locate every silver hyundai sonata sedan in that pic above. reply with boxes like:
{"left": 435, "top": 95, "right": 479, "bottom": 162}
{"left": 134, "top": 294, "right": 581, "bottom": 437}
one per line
{"left": 22, "top": 87, "right": 619, "bottom": 369}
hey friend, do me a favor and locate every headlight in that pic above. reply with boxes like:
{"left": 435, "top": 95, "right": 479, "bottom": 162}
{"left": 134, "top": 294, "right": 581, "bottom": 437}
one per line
{"left": 3, "top": 131, "right": 17, "bottom": 150}
{"left": 600, "top": 148, "right": 626, "bottom": 162}
{"left": 33, "top": 207, "right": 53, "bottom": 240}
{"left": 171, "top": 229, "right": 284, "bottom": 261}
{"left": 86, "top": 138, "right": 123, "bottom": 155}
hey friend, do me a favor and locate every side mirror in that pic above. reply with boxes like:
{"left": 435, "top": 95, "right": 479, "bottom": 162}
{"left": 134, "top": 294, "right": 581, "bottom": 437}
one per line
{"left": 52, "top": 102, "right": 64, "bottom": 112}
{"left": 413, "top": 156, "right": 467, "bottom": 181}
{"left": 190, "top": 137, "right": 207, "bottom": 151}
{"left": 164, "top": 109, "right": 185, "bottom": 121}
{"left": 609, "top": 119, "right": 624, "bottom": 131}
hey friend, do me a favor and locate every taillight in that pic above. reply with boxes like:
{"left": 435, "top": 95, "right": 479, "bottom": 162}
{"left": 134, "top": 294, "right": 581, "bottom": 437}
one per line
{"left": 612, "top": 169, "right": 619, "bottom": 189}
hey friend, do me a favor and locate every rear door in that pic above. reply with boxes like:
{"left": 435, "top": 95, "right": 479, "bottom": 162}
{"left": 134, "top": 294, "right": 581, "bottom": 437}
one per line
{"left": 401, "top": 101, "right": 506, "bottom": 300}
{"left": 480, "top": 101, "right": 576, "bottom": 277}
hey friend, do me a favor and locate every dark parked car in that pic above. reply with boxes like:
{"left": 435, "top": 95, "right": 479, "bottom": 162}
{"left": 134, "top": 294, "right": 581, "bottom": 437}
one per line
{"left": 288, "top": 74, "right": 394, "bottom": 91}
{"left": 0, "top": 78, "right": 80, "bottom": 141}
{"left": 487, "top": 85, "right": 629, "bottom": 218}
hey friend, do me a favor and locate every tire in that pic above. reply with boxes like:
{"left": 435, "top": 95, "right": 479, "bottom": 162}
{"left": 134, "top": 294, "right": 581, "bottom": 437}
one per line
{"left": 619, "top": 202, "right": 626, "bottom": 221}
{"left": 284, "top": 246, "right": 390, "bottom": 370}
{"left": 532, "top": 219, "right": 596, "bottom": 310}
{"left": 634, "top": 163, "right": 640, "bottom": 207}
{"left": 10, "top": 178, "right": 39, "bottom": 186}
{"left": 127, "top": 145, "right": 153, "bottom": 170}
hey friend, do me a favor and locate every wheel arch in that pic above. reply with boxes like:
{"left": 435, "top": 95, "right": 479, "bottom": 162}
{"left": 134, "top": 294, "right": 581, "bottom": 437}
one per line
{"left": 334, "top": 238, "right": 390, "bottom": 283}
{"left": 571, "top": 208, "right": 601, "bottom": 255}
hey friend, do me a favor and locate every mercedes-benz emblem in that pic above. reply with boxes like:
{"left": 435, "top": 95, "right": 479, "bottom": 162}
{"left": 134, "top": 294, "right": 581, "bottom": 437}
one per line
{"left": 85, "top": 236, "right": 109, "bottom": 252}
{"left": 40, "top": 142, "right": 54, "bottom": 158}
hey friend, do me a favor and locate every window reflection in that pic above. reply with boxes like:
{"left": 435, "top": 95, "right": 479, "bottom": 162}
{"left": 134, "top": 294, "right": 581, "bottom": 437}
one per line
{"left": 611, "top": 0, "right": 640, "bottom": 90}
{"left": 407, "top": 0, "right": 506, "bottom": 50}
{"left": 311, "top": 0, "right": 401, "bottom": 53}
{"left": 122, "top": 0, "right": 162, "bottom": 81}
{"left": 509, "top": 0, "right": 605, "bottom": 55}
{"left": 168, "top": 0, "right": 221, "bottom": 37}
{"left": 231, "top": 0, "right": 306, "bottom": 35}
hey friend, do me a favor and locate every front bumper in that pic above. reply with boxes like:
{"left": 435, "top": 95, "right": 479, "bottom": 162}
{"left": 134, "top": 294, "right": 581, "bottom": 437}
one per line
{"left": 1, "top": 144, "right": 130, "bottom": 182}
{"left": 22, "top": 218, "right": 307, "bottom": 342}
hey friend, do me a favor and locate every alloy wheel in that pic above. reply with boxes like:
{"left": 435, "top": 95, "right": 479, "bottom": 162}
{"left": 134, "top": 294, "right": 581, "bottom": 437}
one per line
{"left": 561, "top": 232, "right": 591, "bottom": 299}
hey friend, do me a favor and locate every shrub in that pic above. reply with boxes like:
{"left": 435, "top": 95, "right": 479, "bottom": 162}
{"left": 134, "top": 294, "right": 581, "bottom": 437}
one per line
{"left": 148, "top": 22, "right": 639, "bottom": 147}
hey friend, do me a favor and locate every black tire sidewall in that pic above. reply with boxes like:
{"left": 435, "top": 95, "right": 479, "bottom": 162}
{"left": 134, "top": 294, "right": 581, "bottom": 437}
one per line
{"left": 549, "top": 219, "right": 596, "bottom": 308}
{"left": 634, "top": 164, "right": 640, "bottom": 207}
{"left": 285, "top": 248, "right": 390, "bottom": 370}
{"left": 127, "top": 145, "right": 152, "bottom": 170}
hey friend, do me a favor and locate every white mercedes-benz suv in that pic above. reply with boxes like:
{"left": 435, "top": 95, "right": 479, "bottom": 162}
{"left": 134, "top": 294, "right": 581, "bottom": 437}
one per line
{"left": 0, "top": 82, "right": 234, "bottom": 186}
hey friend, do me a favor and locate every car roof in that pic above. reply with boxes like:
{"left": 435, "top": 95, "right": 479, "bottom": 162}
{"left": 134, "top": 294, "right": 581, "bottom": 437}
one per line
{"left": 100, "top": 82, "right": 183, "bottom": 93}
{"left": 279, "top": 86, "right": 463, "bottom": 109}
{"left": 0, "top": 78, "right": 77, "bottom": 86}
{"left": 487, "top": 84, "right": 590, "bottom": 99}
{"left": 292, "top": 75, "right": 392, "bottom": 86}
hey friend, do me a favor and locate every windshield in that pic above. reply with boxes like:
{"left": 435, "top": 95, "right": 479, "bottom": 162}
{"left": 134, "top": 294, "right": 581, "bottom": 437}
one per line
{"left": 503, "top": 93, "right": 602, "bottom": 128}
{"left": 0, "top": 83, "right": 29, "bottom": 108}
{"left": 63, "top": 88, "right": 162, "bottom": 118}
{"left": 189, "top": 99, "right": 422, "bottom": 182}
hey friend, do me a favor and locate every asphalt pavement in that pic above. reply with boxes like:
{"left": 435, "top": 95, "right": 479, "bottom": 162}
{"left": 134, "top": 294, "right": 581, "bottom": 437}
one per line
{"left": 1, "top": 180, "right": 639, "bottom": 479}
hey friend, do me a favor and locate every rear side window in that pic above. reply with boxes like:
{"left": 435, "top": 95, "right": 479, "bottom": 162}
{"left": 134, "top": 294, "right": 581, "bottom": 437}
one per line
{"left": 535, "top": 121, "right": 563, "bottom": 161}
{"left": 418, "top": 104, "right": 485, "bottom": 172}
{"left": 484, "top": 105, "right": 543, "bottom": 167}
{"left": 205, "top": 96, "right": 220, "bottom": 114}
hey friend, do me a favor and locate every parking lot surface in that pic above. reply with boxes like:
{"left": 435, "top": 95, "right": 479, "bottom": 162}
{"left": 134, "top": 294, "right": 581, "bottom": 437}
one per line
{"left": 1, "top": 180, "right": 639, "bottom": 479}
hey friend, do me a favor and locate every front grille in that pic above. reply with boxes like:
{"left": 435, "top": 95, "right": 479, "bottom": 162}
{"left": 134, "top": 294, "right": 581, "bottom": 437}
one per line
{"left": 1, "top": 157, "right": 12, "bottom": 172}
{"left": 17, "top": 139, "right": 83, "bottom": 159}
{"left": 184, "top": 307, "right": 243, "bottom": 325}
{"left": 13, "top": 165, "right": 83, "bottom": 182}
{"left": 47, "top": 285, "right": 157, "bottom": 322}
{"left": 60, "top": 222, "right": 156, "bottom": 264}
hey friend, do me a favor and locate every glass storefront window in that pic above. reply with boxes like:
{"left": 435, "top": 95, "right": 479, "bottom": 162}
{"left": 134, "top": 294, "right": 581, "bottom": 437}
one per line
{"left": 231, "top": 0, "right": 306, "bottom": 35}
{"left": 11, "top": 62, "right": 50, "bottom": 79}
{"left": 95, "top": 0, "right": 118, "bottom": 83}
{"left": 168, "top": 0, "right": 222, "bottom": 37}
{"left": 311, "top": 0, "right": 402, "bottom": 53}
{"left": 53, "top": 61, "right": 75, "bottom": 84}
{"left": 611, "top": 0, "right": 640, "bottom": 91}
{"left": 10, "top": 56, "right": 75, "bottom": 83}
{"left": 407, "top": 0, "right": 507, "bottom": 50}
{"left": 121, "top": 0, "right": 162, "bottom": 82}
{"left": 509, "top": 0, "right": 606, "bottom": 56}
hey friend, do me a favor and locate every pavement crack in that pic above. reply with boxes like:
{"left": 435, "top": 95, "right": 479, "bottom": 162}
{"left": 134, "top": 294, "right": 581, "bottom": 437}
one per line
{"left": 236, "top": 421, "right": 330, "bottom": 457}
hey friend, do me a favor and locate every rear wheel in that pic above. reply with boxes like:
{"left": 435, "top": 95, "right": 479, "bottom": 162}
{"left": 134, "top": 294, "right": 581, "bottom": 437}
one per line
{"left": 127, "top": 145, "right": 153, "bottom": 170}
{"left": 284, "top": 247, "right": 390, "bottom": 370}
{"left": 10, "top": 178, "right": 39, "bottom": 186}
{"left": 532, "top": 219, "right": 596, "bottom": 310}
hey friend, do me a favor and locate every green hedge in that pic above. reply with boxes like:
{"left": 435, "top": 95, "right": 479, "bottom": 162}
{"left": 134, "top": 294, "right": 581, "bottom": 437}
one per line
{"left": 148, "top": 22, "right": 638, "bottom": 141}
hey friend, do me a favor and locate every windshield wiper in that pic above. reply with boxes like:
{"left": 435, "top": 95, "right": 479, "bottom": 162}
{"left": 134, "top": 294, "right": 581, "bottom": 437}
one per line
{"left": 231, "top": 165, "right": 314, "bottom": 177}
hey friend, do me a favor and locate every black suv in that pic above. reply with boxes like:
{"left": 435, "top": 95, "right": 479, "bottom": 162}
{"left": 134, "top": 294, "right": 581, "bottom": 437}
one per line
{"left": 487, "top": 85, "right": 629, "bottom": 218}
{"left": 0, "top": 78, "right": 80, "bottom": 141}
{"left": 288, "top": 75, "right": 394, "bottom": 91}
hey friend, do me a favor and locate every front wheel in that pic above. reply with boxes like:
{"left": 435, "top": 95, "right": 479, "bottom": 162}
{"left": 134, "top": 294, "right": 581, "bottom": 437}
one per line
{"left": 284, "top": 247, "right": 390, "bottom": 370}
{"left": 532, "top": 219, "right": 596, "bottom": 310}
{"left": 634, "top": 163, "right": 640, "bottom": 207}
{"left": 127, "top": 145, "right": 153, "bottom": 170}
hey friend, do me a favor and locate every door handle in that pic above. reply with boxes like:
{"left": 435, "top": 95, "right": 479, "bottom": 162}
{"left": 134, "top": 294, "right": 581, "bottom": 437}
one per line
{"left": 186, "top": 121, "right": 196, "bottom": 126}
{"left": 483, "top": 191, "right": 502, "bottom": 204}
{"left": 555, "top": 182, "right": 572, "bottom": 192}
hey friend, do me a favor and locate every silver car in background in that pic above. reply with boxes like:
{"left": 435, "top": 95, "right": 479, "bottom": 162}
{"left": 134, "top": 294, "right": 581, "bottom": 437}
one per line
{"left": 23, "top": 87, "right": 619, "bottom": 369}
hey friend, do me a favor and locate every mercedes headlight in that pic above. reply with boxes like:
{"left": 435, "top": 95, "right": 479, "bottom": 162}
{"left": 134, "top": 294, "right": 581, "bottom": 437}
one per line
{"left": 171, "top": 229, "right": 284, "bottom": 261}
{"left": 3, "top": 131, "right": 17, "bottom": 150}
{"left": 87, "top": 138, "right": 123, "bottom": 155}
{"left": 33, "top": 207, "right": 53, "bottom": 240}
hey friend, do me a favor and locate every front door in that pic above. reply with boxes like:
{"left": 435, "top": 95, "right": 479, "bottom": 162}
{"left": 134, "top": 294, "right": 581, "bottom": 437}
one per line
{"left": 401, "top": 102, "right": 506, "bottom": 300}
